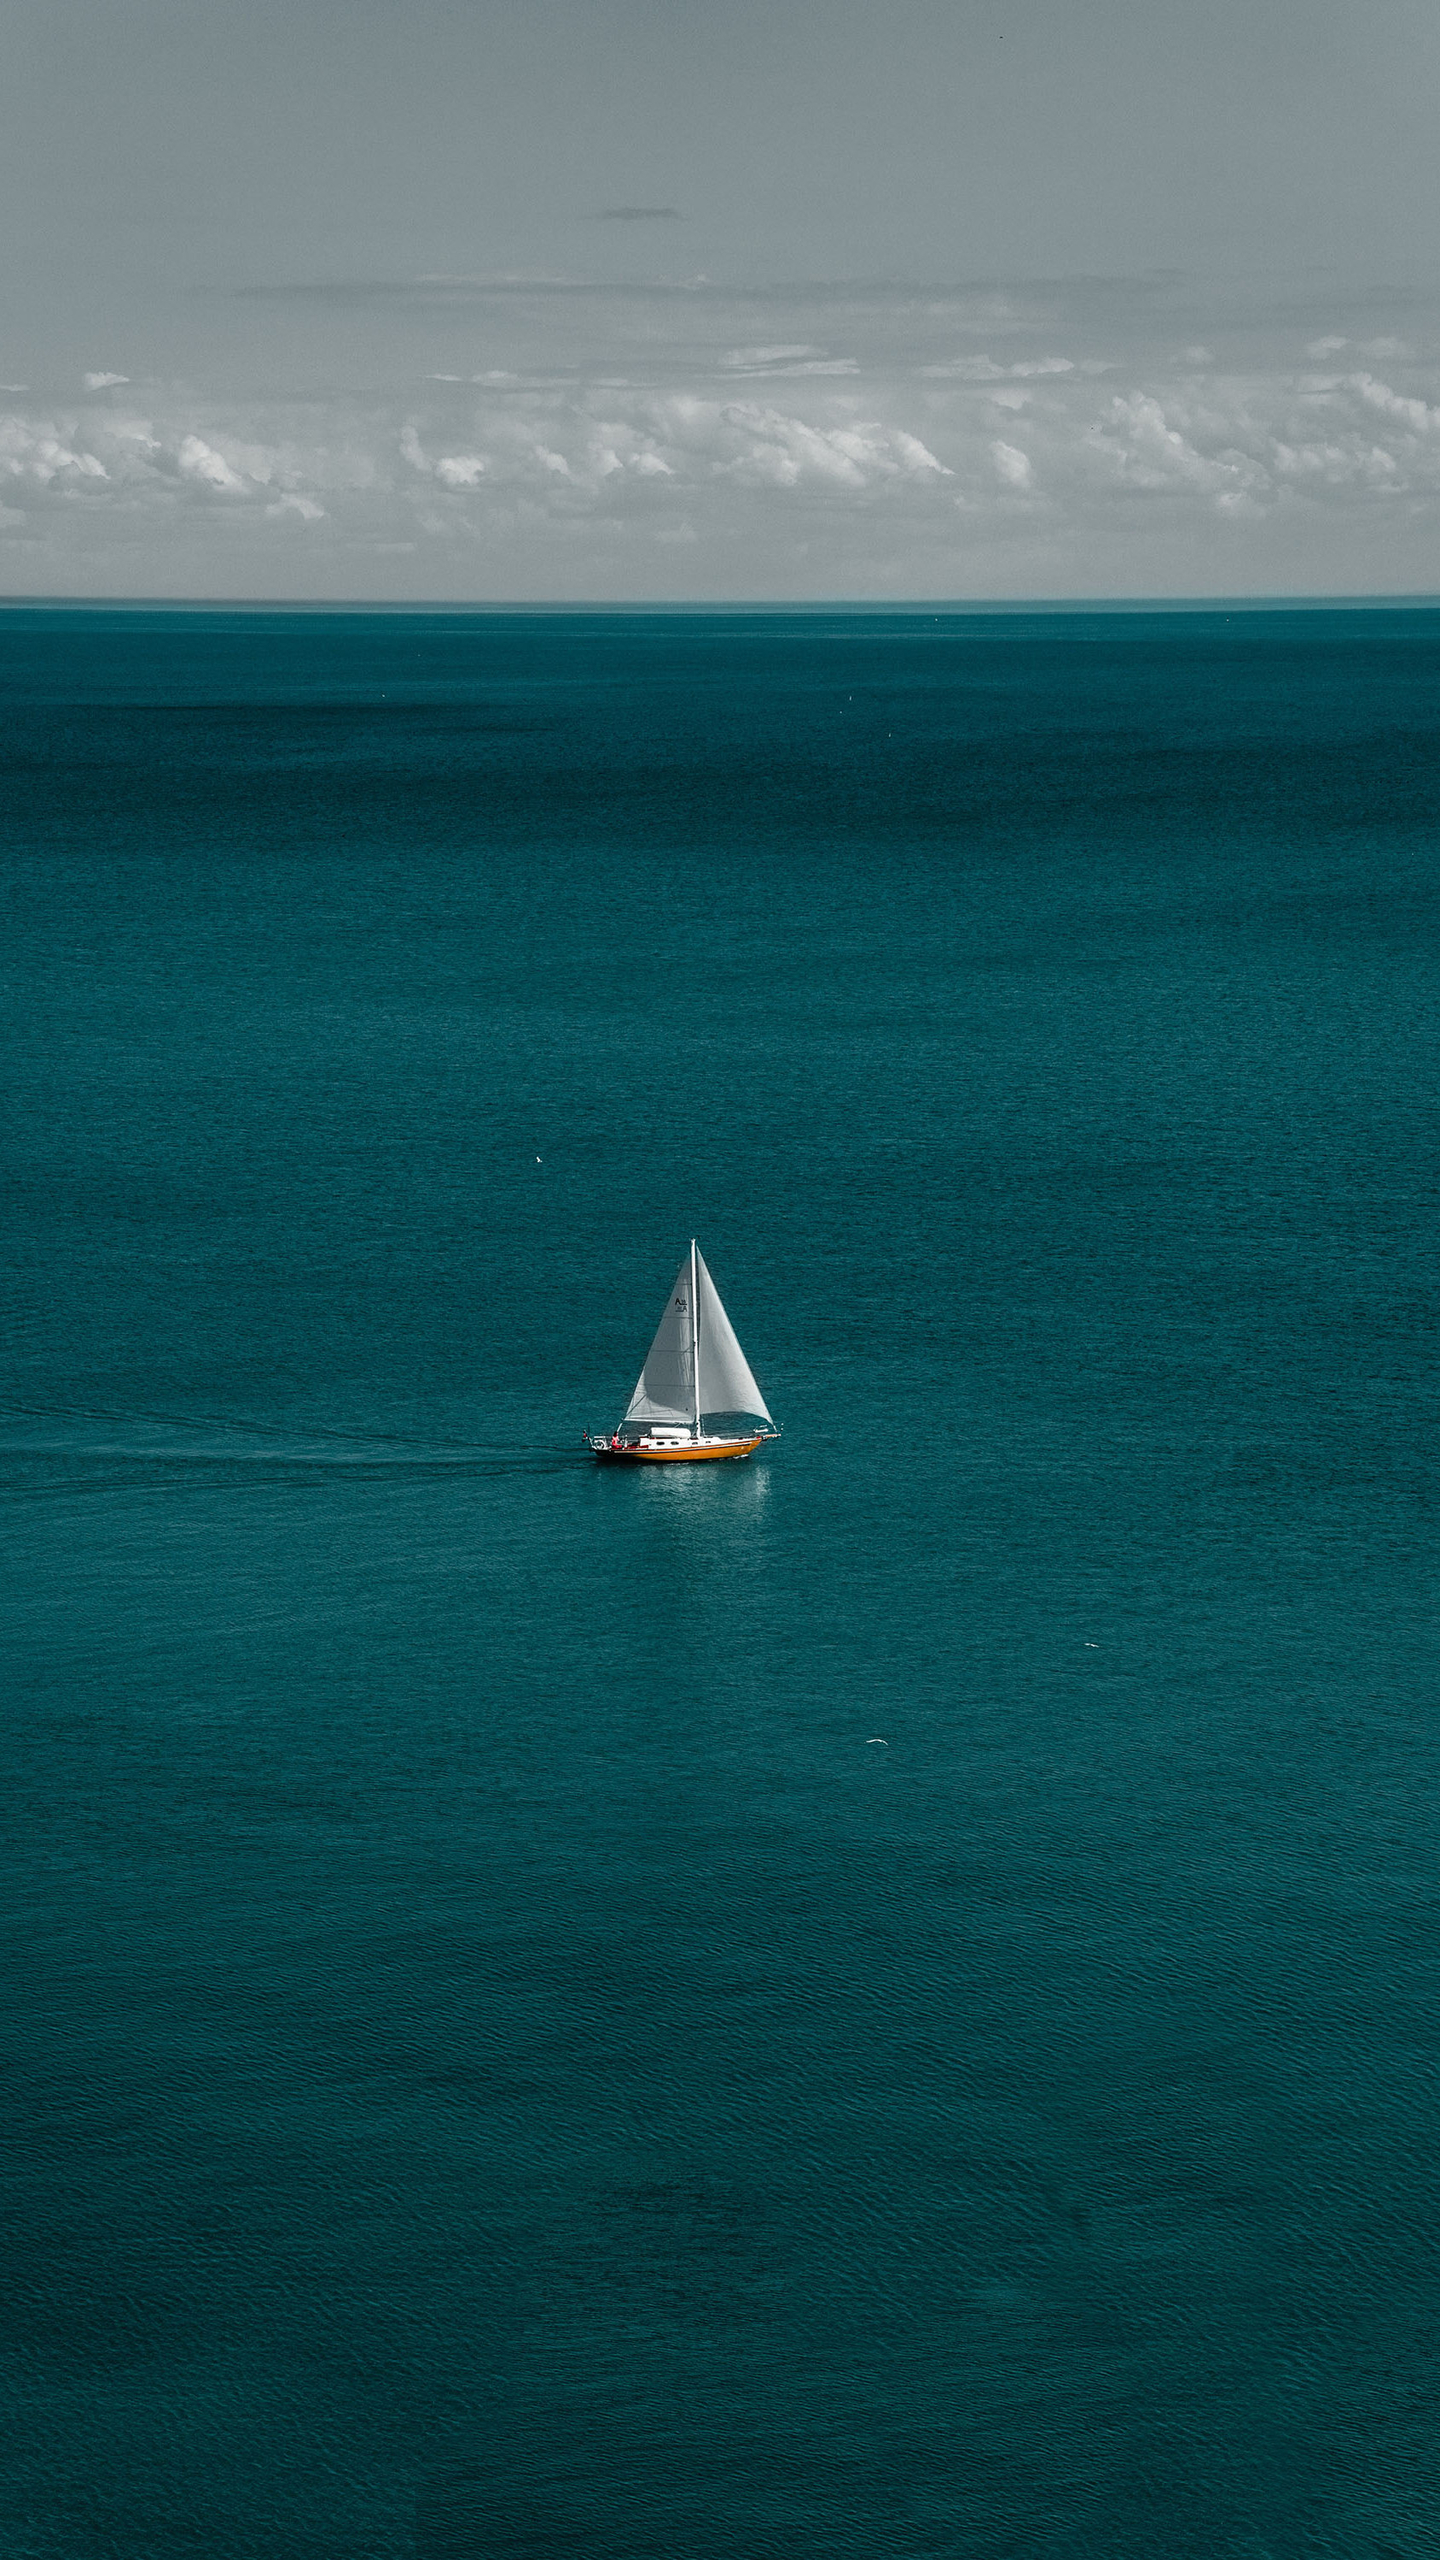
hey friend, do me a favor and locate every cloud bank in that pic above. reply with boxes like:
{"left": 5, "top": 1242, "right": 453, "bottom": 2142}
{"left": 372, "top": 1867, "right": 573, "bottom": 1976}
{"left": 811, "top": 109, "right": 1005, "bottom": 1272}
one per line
{"left": 5, "top": 284, "right": 1440, "bottom": 596}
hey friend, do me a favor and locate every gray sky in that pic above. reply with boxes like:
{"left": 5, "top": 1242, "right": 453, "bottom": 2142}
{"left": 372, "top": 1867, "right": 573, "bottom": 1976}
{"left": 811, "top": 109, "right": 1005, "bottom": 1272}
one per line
{"left": 3, "top": 0, "right": 1439, "bottom": 597}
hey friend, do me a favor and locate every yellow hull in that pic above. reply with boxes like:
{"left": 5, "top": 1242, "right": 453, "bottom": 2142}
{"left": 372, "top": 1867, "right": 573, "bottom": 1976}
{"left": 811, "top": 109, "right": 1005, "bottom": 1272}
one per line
{"left": 593, "top": 1435, "right": 764, "bottom": 1465}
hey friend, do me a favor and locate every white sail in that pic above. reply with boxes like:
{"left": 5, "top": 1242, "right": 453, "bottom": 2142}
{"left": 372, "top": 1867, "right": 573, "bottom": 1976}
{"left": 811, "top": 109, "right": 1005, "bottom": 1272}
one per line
{"left": 623, "top": 1260, "right": 698, "bottom": 1428}
{"left": 695, "top": 1248, "right": 773, "bottom": 1424}
{"left": 622, "top": 1245, "right": 774, "bottom": 1433}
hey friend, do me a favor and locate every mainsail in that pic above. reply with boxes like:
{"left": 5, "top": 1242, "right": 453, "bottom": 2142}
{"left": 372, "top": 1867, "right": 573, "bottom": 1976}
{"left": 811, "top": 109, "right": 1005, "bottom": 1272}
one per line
{"left": 623, "top": 1245, "right": 773, "bottom": 1432}
{"left": 623, "top": 1263, "right": 696, "bottom": 1429}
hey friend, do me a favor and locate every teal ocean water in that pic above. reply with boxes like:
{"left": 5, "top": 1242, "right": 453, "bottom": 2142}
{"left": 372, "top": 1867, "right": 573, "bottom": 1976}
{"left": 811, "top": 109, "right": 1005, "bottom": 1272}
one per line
{"left": 4, "top": 606, "right": 1440, "bottom": 2558}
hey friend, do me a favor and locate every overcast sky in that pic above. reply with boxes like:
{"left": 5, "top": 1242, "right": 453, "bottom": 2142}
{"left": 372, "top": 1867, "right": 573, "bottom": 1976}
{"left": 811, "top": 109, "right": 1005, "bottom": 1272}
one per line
{"left": 3, "top": 0, "right": 1439, "bottom": 598}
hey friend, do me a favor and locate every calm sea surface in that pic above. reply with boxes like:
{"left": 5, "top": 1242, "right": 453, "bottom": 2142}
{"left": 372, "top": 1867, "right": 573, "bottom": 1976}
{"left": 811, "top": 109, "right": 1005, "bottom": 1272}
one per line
{"left": 4, "top": 606, "right": 1440, "bottom": 2558}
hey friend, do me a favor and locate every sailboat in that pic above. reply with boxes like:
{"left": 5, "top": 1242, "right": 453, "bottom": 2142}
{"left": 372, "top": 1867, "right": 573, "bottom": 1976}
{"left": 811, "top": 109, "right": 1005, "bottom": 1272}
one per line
{"left": 588, "top": 1242, "right": 779, "bottom": 1464}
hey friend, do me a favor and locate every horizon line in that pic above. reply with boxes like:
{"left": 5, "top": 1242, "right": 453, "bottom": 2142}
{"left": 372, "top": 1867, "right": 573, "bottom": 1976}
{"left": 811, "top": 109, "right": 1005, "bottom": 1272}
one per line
{"left": 2, "top": 593, "right": 1440, "bottom": 616}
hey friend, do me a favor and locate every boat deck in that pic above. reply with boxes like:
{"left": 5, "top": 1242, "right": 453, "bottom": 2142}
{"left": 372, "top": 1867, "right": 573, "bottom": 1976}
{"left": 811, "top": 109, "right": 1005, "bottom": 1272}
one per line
{"left": 591, "top": 1433, "right": 764, "bottom": 1465}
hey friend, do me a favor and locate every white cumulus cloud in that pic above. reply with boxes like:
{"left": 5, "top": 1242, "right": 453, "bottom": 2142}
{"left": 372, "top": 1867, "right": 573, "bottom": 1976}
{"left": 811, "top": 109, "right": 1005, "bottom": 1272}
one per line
{"left": 1089, "top": 393, "right": 1266, "bottom": 509}
{"left": 434, "top": 453, "right": 487, "bottom": 487}
{"left": 1348, "top": 373, "right": 1440, "bottom": 434}
{"left": 0, "top": 419, "right": 109, "bottom": 487}
{"left": 178, "top": 435, "right": 248, "bottom": 494}
{"left": 711, "top": 403, "right": 947, "bottom": 487}
{"left": 4, "top": 287, "right": 1440, "bottom": 596}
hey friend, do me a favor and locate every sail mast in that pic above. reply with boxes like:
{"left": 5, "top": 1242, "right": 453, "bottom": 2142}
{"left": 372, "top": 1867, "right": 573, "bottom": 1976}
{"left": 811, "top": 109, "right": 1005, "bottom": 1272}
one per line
{"left": 690, "top": 1237, "right": 701, "bottom": 1439}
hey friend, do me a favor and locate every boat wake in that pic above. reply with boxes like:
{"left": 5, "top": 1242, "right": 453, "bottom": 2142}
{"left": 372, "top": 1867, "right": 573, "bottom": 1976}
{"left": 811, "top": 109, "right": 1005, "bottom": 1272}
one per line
{"left": 0, "top": 1395, "right": 586, "bottom": 1481}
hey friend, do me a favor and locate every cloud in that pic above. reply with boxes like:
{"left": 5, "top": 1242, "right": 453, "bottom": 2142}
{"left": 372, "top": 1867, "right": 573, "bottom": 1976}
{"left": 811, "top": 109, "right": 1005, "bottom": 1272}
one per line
{"left": 395, "top": 394, "right": 943, "bottom": 502}
{"left": 0, "top": 402, "right": 376, "bottom": 533}
{"left": 723, "top": 346, "right": 824, "bottom": 368}
{"left": 178, "top": 434, "right": 249, "bottom": 493}
{"left": 720, "top": 345, "right": 860, "bottom": 377}
{"left": 923, "top": 355, "right": 1076, "bottom": 381}
{"left": 1347, "top": 373, "right": 1440, "bottom": 433}
{"left": 719, "top": 344, "right": 856, "bottom": 377}
{"left": 0, "top": 418, "right": 109, "bottom": 486}
{"left": 700, "top": 402, "right": 947, "bottom": 488}
{"left": 434, "top": 453, "right": 487, "bottom": 487}
{"left": 5, "top": 283, "right": 1440, "bottom": 595}
{"left": 1088, "top": 393, "right": 1269, "bottom": 511}
{"left": 992, "top": 440, "right": 1033, "bottom": 489}
{"left": 83, "top": 371, "right": 129, "bottom": 391}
